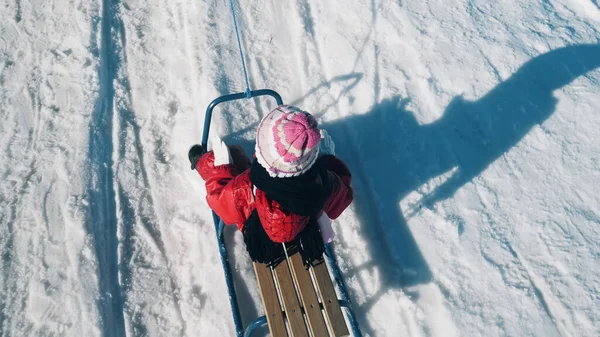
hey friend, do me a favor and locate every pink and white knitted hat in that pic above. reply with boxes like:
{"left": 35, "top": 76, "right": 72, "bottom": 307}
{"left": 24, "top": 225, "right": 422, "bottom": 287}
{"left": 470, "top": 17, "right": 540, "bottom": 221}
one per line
{"left": 255, "top": 105, "right": 321, "bottom": 178}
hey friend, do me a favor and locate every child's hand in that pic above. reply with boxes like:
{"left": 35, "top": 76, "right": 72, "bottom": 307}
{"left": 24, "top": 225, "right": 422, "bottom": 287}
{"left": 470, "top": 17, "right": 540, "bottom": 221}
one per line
{"left": 188, "top": 144, "right": 205, "bottom": 170}
{"left": 319, "top": 129, "right": 336, "bottom": 156}
{"left": 317, "top": 211, "right": 334, "bottom": 243}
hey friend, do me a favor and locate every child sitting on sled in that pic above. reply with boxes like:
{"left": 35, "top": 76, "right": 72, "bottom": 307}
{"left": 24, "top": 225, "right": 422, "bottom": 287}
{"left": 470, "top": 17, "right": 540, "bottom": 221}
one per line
{"left": 188, "top": 105, "right": 353, "bottom": 267}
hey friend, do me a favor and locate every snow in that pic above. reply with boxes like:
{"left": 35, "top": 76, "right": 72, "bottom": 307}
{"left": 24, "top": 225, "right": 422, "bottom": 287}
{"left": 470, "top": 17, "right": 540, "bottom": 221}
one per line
{"left": 1, "top": 0, "right": 599, "bottom": 336}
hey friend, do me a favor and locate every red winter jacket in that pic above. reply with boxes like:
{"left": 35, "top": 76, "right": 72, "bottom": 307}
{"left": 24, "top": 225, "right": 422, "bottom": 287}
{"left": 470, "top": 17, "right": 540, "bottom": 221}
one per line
{"left": 195, "top": 146, "right": 353, "bottom": 243}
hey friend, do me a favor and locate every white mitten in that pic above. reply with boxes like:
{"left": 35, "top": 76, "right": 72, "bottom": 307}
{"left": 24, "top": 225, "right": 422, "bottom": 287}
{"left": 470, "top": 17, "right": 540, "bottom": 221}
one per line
{"left": 211, "top": 137, "right": 232, "bottom": 166}
{"left": 317, "top": 211, "right": 334, "bottom": 243}
{"left": 319, "top": 129, "right": 335, "bottom": 156}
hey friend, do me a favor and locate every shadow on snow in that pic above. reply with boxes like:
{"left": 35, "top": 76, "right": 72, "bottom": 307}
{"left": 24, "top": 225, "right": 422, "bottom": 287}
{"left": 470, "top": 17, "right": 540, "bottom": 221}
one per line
{"left": 217, "top": 44, "right": 600, "bottom": 334}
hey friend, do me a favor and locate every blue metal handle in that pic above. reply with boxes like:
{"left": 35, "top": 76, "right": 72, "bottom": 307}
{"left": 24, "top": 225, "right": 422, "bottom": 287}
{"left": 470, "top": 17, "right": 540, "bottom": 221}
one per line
{"left": 201, "top": 89, "right": 283, "bottom": 148}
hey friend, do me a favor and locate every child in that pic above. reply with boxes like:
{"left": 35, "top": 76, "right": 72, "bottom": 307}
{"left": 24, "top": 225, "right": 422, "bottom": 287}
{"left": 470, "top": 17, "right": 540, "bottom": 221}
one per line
{"left": 188, "top": 105, "right": 353, "bottom": 267}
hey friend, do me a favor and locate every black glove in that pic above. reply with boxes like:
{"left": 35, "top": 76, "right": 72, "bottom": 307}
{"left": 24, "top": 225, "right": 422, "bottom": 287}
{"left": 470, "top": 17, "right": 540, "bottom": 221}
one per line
{"left": 188, "top": 144, "right": 205, "bottom": 170}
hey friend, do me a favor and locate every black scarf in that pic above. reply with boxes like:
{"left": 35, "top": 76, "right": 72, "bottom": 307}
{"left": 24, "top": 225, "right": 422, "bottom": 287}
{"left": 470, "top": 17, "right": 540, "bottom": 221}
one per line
{"left": 242, "top": 158, "right": 332, "bottom": 268}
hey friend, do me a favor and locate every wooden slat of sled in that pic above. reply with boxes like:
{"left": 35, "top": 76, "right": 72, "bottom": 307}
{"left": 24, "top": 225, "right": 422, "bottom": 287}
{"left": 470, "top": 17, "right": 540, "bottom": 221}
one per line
{"left": 311, "top": 259, "right": 350, "bottom": 337}
{"left": 273, "top": 258, "right": 310, "bottom": 337}
{"left": 288, "top": 253, "right": 330, "bottom": 337}
{"left": 253, "top": 262, "right": 287, "bottom": 337}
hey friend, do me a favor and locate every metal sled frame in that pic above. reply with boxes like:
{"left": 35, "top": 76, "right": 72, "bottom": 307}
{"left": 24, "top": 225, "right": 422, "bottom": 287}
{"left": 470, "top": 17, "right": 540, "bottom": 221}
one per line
{"left": 201, "top": 89, "right": 362, "bottom": 336}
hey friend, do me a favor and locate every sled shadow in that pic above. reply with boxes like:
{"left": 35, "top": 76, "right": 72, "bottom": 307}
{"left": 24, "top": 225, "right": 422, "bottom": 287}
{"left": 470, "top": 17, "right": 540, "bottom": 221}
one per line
{"left": 222, "top": 44, "right": 600, "bottom": 334}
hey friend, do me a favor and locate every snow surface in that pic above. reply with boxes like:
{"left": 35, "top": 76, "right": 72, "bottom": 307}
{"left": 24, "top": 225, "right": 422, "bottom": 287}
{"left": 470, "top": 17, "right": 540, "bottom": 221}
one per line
{"left": 1, "top": 0, "right": 599, "bottom": 336}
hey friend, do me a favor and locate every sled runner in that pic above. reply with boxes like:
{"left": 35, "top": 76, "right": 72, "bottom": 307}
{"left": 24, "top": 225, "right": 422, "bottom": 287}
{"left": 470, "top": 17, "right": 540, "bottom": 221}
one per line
{"left": 200, "top": 89, "right": 362, "bottom": 337}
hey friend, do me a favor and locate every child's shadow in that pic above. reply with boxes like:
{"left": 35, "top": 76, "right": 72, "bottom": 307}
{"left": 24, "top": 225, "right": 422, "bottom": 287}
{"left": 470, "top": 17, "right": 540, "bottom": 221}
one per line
{"left": 223, "top": 44, "right": 600, "bottom": 334}
{"left": 320, "top": 43, "right": 600, "bottom": 317}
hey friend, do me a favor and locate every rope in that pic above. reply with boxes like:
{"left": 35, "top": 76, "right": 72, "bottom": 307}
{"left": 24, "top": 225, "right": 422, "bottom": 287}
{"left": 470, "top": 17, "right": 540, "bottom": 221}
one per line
{"left": 228, "top": 0, "right": 252, "bottom": 98}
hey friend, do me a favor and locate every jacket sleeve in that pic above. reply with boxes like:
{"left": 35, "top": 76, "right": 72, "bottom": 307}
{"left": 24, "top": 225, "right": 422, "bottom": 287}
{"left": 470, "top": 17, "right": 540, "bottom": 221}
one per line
{"left": 195, "top": 146, "right": 251, "bottom": 227}
{"left": 321, "top": 155, "right": 353, "bottom": 219}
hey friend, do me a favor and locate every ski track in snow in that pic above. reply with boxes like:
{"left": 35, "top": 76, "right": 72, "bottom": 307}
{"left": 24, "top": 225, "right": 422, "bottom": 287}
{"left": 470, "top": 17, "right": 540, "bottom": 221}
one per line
{"left": 474, "top": 180, "right": 564, "bottom": 336}
{"left": 92, "top": 0, "right": 191, "bottom": 336}
{"left": 2, "top": 0, "right": 600, "bottom": 336}
{"left": 87, "top": 0, "right": 126, "bottom": 335}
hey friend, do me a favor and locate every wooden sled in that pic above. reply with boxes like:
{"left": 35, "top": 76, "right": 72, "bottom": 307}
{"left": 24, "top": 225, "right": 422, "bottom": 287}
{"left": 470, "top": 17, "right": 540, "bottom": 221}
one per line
{"left": 253, "top": 251, "right": 350, "bottom": 337}
{"left": 201, "top": 90, "right": 362, "bottom": 337}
